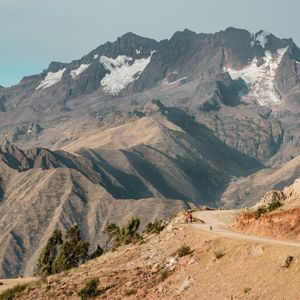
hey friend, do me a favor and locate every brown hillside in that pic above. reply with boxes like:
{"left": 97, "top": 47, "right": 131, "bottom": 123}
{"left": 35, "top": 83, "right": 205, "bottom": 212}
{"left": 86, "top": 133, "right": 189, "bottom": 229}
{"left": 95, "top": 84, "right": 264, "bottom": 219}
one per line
{"left": 8, "top": 213, "right": 300, "bottom": 300}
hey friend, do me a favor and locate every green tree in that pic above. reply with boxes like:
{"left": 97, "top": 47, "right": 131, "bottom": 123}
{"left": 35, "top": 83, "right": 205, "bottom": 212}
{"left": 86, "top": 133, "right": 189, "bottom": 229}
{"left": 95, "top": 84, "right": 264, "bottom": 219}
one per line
{"left": 103, "top": 218, "right": 141, "bottom": 249}
{"left": 89, "top": 245, "right": 103, "bottom": 260}
{"left": 103, "top": 223, "right": 120, "bottom": 250}
{"left": 114, "top": 217, "right": 142, "bottom": 247}
{"left": 144, "top": 220, "right": 165, "bottom": 234}
{"left": 34, "top": 229, "right": 63, "bottom": 276}
{"left": 51, "top": 224, "right": 89, "bottom": 274}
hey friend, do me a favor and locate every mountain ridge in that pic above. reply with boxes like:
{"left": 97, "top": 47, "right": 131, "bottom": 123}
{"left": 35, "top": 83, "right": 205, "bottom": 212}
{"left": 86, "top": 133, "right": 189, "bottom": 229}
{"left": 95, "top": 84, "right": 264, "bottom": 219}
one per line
{"left": 1, "top": 26, "right": 300, "bottom": 278}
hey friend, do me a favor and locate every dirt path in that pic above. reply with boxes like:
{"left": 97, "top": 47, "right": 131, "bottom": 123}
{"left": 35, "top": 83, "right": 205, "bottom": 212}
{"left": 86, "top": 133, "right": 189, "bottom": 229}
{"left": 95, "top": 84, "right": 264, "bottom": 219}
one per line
{"left": 193, "top": 210, "right": 300, "bottom": 248}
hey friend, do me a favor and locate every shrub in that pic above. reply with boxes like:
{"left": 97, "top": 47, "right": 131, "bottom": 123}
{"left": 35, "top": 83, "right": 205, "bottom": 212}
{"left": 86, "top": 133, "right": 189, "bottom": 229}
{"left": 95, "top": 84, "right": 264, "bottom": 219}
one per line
{"left": 52, "top": 226, "right": 89, "bottom": 274}
{"left": 111, "top": 217, "right": 142, "bottom": 248}
{"left": 255, "top": 197, "right": 282, "bottom": 218}
{"left": 103, "top": 223, "right": 120, "bottom": 250}
{"left": 255, "top": 207, "right": 268, "bottom": 218}
{"left": 244, "top": 287, "right": 251, "bottom": 294}
{"left": 175, "top": 245, "right": 192, "bottom": 257}
{"left": 124, "top": 288, "right": 137, "bottom": 296}
{"left": 144, "top": 220, "right": 165, "bottom": 234}
{"left": 0, "top": 284, "right": 27, "bottom": 300}
{"left": 105, "top": 223, "right": 119, "bottom": 235}
{"left": 267, "top": 197, "right": 282, "bottom": 212}
{"left": 157, "top": 270, "right": 170, "bottom": 282}
{"left": 34, "top": 229, "right": 63, "bottom": 276}
{"left": 89, "top": 245, "right": 103, "bottom": 260}
{"left": 78, "top": 278, "right": 102, "bottom": 300}
{"left": 214, "top": 250, "right": 225, "bottom": 259}
{"left": 35, "top": 225, "right": 89, "bottom": 276}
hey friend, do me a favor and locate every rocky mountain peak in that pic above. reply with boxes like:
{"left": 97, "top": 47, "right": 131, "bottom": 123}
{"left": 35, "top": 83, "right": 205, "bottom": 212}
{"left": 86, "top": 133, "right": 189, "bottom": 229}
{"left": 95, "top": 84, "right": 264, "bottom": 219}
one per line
{"left": 46, "top": 61, "right": 68, "bottom": 73}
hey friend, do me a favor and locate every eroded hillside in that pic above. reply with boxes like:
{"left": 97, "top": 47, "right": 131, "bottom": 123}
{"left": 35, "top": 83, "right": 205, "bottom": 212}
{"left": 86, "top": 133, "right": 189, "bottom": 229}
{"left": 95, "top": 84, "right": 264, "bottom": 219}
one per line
{"left": 4, "top": 211, "right": 300, "bottom": 300}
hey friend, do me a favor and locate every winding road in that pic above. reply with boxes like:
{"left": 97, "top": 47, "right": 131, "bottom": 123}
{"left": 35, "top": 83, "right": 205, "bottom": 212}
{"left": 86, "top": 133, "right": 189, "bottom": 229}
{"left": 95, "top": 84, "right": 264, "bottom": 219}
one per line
{"left": 193, "top": 210, "right": 300, "bottom": 249}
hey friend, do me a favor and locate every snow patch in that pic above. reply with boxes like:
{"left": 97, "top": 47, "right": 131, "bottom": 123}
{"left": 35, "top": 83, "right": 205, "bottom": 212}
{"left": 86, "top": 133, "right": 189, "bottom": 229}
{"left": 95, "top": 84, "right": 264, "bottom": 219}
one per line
{"left": 136, "top": 49, "right": 141, "bottom": 54}
{"left": 99, "top": 52, "right": 154, "bottom": 95}
{"left": 36, "top": 68, "right": 66, "bottom": 90}
{"left": 226, "top": 48, "right": 288, "bottom": 106}
{"left": 93, "top": 54, "right": 99, "bottom": 59}
{"left": 70, "top": 64, "right": 90, "bottom": 79}
{"left": 255, "top": 31, "right": 270, "bottom": 48}
{"left": 250, "top": 33, "right": 255, "bottom": 47}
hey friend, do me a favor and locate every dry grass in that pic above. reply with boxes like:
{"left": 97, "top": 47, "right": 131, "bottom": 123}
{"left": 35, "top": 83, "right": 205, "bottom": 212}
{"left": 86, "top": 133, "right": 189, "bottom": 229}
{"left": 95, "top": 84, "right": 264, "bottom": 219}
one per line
{"left": 5, "top": 222, "right": 300, "bottom": 300}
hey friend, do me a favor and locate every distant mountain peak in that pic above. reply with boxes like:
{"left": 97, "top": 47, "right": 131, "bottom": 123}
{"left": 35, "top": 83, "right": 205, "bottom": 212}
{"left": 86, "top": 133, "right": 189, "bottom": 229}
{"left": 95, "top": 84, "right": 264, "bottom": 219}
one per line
{"left": 120, "top": 32, "right": 147, "bottom": 40}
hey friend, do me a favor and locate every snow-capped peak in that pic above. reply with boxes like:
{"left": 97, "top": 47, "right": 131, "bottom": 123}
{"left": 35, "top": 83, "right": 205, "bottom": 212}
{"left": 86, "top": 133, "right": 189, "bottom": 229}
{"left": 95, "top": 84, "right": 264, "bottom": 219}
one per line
{"left": 252, "top": 31, "right": 270, "bottom": 48}
{"left": 36, "top": 68, "right": 66, "bottom": 90}
{"left": 226, "top": 48, "right": 288, "bottom": 106}
{"left": 99, "top": 52, "right": 154, "bottom": 96}
{"left": 70, "top": 64, "right": 90, "bottom": 79}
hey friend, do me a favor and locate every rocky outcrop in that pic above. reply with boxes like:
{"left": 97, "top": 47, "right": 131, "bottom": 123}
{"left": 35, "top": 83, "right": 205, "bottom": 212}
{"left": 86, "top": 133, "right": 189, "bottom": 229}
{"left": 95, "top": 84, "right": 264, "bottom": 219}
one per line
{"left": 234, "top": 179, "right": 300, "bottom": 240}
{"left": 275, "top": 50, "right": 299, "bottom": 95}
{"left": 234, "top": 207, "right": 300, "bottom": 241}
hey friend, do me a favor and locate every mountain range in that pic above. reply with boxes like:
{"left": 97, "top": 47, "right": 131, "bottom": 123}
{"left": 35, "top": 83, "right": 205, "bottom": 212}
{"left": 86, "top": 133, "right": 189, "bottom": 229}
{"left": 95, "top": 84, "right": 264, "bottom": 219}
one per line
{"left": 1, "top": 27, "right": 300, "bottom": 278}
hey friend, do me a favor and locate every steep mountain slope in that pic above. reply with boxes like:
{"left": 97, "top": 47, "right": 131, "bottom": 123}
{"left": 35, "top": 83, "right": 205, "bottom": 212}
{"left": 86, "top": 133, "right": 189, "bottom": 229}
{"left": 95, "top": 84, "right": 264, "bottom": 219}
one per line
{"left": 1, "top": 27, "right": 300, "bottom": 279}
{"left": 0, "top": 100, "right": 260, "bottom": 278}
{"left": 221, "top": 155, "right": 300, "bottom": 208}
{"left": 3, "top": 101, "right": 300, "bottom": 278}
{"left": 0, "top": 147, "right": 190, "bottom": 278}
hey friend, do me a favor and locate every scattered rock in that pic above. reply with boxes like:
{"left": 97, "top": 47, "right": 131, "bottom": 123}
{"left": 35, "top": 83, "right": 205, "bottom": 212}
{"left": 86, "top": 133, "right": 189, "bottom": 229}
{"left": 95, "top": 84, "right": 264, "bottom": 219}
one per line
{"left": 166, "top": 225, "right": 174, "bottom": 233}
{"left": 157, "top": 285, "right": 164, "bottom": 294}
{"left": 164, "top": 256, "right": 178, "bottom": 271}
{"left": 187, "top": 257, "right": 195, "bottom": 266}
{"left": 177, "top": 276, "right": 193, "bottom": 295}
{"left": 151, "top": 263, "right": 160, "bottom": 273}
{"left": 281, "top": 256, "right": 293, "bottom": 268}
{"left": 0, "top": 281, "right": 3, "bottom": 285}
{"left": 250, "top": 246, "right": 264, "bottom": 257}
{"left": 125, "top": 281, "right": 133, "bottom": 287}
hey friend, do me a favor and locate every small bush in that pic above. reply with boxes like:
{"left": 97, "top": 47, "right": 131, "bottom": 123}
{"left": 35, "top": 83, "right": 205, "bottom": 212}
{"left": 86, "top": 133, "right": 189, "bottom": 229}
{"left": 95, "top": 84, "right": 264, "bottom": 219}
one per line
{"left": 244, "top": 287, "right": 251, "bottom": 294}
{"left": 268, "top": 197, "right": 281, "bottom": 212}
{"left": 176, "top": 245, "right": 192, "bottom": 257}
{"left": 104, "top": 223, "right": 119, "bottom": 235}
{"left": 144, "top": 220, "right": 165, "bottom": 234}
{"left": 89, "top": 245, "right": 103, "bottom": 260}
{"left": 45, "top": 285, "right": 52, "bottom": 292}
{"left": 157, "top": 270, "right": 170, "bottom": 282}
{"left": 0, "top": 284, "right": 28, "bottom": 300}
{"left": 214, "top": 250, "right": 225, "bottom": 259}
{"left": 78, "top": 278, "right": 102, "bottom": 300}
{"left": 255, "top": 197, "right": 282, "bottom": 218}
{"left": 255, "top": 207, "right": 267, "bottom": 218}
{"left": 114, "top": 217, "right": 142, "bottom": 248}
{"left": 124, "top": 288, "right": 137, "bottom": 296}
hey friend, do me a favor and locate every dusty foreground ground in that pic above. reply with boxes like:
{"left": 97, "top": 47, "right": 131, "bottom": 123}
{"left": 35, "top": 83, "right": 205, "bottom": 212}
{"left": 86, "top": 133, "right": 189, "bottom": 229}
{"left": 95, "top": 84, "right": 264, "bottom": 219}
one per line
{"left": 1, "top": 211, "right": 300, "bottom": 300}
{"left": 0, "top": 277, "right": 38, "bottom": 294}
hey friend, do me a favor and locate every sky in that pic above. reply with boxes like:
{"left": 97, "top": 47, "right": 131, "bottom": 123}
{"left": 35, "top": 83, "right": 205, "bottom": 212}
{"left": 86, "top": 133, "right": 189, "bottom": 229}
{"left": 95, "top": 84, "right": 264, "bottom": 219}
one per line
{"left": 1, "top": 0, "right": 299, "bottom": 87}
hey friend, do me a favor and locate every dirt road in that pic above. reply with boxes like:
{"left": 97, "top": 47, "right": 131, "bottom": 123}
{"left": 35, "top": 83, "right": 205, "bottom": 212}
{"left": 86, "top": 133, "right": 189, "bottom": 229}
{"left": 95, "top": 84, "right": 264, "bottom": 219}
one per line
{"left": 193, "top": 210, "right": 300, "bottom": 248}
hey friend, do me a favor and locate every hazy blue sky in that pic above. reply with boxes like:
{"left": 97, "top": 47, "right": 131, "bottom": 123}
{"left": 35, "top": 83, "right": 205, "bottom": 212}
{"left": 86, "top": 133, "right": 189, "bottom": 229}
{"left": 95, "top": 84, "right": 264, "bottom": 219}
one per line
{"left": 1, "top": 0, "right": 299, "bottom": 87}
